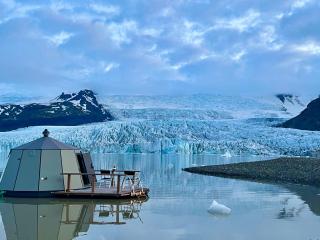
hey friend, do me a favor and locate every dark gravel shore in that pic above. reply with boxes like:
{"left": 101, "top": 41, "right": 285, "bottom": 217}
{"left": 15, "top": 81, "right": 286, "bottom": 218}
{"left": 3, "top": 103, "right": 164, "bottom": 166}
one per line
{"left": 183, "top": 157, "right": 320, "bottom": 187}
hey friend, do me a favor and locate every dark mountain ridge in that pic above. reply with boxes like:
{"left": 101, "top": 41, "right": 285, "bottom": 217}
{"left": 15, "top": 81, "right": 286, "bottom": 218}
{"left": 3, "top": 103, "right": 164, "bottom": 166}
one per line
{"left": 281, "top": 96, "right": 320, "bottom": 131}
{"left": 0, "top": 89, "right": 113, "bottom": 132}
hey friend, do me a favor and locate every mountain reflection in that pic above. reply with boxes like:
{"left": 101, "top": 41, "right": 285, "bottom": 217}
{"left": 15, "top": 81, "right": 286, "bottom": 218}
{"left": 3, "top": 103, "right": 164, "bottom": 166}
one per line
{"left": 0, "top": 198, "right": 146, "bottom": 240}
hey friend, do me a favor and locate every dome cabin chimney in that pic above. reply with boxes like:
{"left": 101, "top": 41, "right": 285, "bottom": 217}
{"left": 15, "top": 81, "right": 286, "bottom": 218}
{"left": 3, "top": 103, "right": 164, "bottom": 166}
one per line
{"left": 42, "top": 129, "right": 50, "bottom": 137}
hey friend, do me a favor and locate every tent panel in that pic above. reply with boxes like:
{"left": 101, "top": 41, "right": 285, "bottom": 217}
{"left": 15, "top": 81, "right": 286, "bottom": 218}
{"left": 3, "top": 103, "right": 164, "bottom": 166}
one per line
{"left": 38, "top": 204, "right": 63, "bottom": 240}
{"left": 0, "top": 203, "right": 18, "bottom": 240}
{"left": 14, "top": 150, "right": 41, "bottom": 191}
{"left": 13, "top": 204, "right": 37, "bottom": 240}
{"left": 14, "top": 137, "right": 79, "bottom": 150}
{"left": 78, "top": 204, "right": 95, "bottom": 233}
{"left": 39, "top": 150, "right": 64, "bottom": 191}
{"left": 61, "top": 150, "right": 83, "bottom": 190}
{"left": 0, "top": 150, "right": 23, "bottom": 191}
{"left": 59, "top": 204, "right": 84, "bottom": 240}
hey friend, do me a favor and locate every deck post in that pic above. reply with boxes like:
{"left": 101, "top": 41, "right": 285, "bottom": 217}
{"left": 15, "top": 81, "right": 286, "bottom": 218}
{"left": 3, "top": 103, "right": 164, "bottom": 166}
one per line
{"left": 117, "top": 175, "right": 120, "bottom": 194}
{"left": 116, "top": 205, "right": 120, "bottom": 223}
{"left": 66, "top": 204, "right": 70, "bottom": 223}
{"left": 66, "top": 174, "right": 71, "bottom": 192}
{"left": 91, "top": 175, "right": 95, "bottom": 193}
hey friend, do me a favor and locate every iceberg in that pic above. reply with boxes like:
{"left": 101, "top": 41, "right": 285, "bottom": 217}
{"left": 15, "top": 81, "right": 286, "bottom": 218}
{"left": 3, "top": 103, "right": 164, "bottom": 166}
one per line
{"left": 208, "top": 200, "right": 231, "bottom": 216}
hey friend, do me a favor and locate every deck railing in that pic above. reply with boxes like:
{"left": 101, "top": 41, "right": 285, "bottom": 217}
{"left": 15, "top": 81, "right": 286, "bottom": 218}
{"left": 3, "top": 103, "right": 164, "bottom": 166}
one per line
{"left": 61, "top": 170, "right": 141, "bottom": 194}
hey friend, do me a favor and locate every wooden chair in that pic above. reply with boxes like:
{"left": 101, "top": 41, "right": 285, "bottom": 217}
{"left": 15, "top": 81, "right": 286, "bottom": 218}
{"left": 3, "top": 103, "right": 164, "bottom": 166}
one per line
{"left": 121, "top": 171, "right": 141, "bottom": 190}
{"left": 97, "top": 170, "right": 113, "bottom": 188}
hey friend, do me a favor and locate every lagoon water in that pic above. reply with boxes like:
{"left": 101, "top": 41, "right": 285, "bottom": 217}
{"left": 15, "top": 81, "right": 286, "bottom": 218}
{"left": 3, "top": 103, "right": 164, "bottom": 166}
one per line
{"left": 0, "top": 153, "right": 319, "bottom": 240}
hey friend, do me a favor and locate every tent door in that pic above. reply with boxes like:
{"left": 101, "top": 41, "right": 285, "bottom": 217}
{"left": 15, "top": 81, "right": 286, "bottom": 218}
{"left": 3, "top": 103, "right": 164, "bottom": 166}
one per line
{"left": 82, "top": 152, "right": 96, "bottom": 183}
{"left": 76, "top": 153, "right": 90, "bottom": 185}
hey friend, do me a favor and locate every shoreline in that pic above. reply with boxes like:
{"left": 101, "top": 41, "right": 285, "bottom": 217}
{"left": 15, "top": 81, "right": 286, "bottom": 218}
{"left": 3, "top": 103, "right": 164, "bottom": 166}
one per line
{"left": 183, "top": 157, "right": 320, "bottom": 187}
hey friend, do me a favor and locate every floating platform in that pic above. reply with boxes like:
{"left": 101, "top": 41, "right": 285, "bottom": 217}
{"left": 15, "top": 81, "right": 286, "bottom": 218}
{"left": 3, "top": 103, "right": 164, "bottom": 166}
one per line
{"left": 51, "top": 170, "right": 150, "bottom": 199}
{"left": 52, "top": 186, "right": 149, "bottom": 199}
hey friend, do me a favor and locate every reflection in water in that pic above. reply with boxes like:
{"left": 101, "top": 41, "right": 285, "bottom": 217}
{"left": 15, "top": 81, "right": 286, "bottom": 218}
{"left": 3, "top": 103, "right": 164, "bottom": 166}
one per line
{"left": 92, "top": 153, "right": 320, "bottom": 218}
{"left": 0, "top": 153, "right": 320, "bottom": 239}
{"left": 284, "top": 184, "right": 320, "bottom": 216}
{"left": 0, "top": 198, "right": 146, "bottom": 240}
{"left": 277, "top": 196, "right": 305, "bottom": 220}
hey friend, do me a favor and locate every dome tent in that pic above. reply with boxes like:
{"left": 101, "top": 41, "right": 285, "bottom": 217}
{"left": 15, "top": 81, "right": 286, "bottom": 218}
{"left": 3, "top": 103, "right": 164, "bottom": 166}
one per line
{"left": 0, "top": 129, "right": 95, "bottom": 197}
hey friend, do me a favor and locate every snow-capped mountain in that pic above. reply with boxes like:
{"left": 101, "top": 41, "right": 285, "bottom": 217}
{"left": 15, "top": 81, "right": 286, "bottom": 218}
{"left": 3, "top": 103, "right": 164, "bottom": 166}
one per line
{"left": 275, "top": 94, "right": 306, "bottom": 117}
{"left": 0, "top": 89, "right": 113, "bottom": 132}
{"left": 281, "top": 96, "right": 320, "bottom": 131}
{"left": 105, "top": 94, "right": 310, "bottom": 120}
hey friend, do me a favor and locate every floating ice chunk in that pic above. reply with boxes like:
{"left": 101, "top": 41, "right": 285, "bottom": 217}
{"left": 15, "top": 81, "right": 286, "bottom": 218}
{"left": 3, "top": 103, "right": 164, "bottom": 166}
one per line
{"left": 222, "top": 151, "right": 232, "bottom": 158}
{"left": 208, "top": 200, "right": 231, "bottom": 216}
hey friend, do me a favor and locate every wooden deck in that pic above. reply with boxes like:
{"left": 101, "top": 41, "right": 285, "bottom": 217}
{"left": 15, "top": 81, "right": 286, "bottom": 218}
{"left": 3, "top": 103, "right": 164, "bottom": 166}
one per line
{"left": 54, "top": 170, "right": 149, "bottom": 199}
{"left": 52, "top": 187, "right": 149, "bottom": 199}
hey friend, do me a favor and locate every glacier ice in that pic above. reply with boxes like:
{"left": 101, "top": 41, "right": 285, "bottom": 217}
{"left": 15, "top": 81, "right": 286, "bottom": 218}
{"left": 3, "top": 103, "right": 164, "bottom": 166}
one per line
{"left": 0, "top": 94, "right": 319, "bottom": 158}
{"left": 0, "top": 118, "right": 320, "bottom": 157}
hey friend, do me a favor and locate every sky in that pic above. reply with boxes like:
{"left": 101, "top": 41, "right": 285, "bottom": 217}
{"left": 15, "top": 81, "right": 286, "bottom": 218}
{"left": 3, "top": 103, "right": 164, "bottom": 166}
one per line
{"left": 0, "top": 0, "right": 320, "bottom": 97}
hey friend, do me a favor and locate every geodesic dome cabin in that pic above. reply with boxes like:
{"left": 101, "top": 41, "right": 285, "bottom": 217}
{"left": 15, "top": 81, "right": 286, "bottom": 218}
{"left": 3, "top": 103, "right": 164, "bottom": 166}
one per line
{"left": 0, "top": 129, "right": 95, "bottom": 197}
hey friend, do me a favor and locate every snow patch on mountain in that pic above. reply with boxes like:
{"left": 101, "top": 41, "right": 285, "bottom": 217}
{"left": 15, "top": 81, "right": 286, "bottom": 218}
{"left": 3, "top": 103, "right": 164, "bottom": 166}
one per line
{"left": 0, "top": 89, "right": 113, "bottom": 131}
{"left": 275, "top": 94, "right": 309, "bottom": 117}
{"left": 103, "top": 94, "right": 312, "bottom": 120}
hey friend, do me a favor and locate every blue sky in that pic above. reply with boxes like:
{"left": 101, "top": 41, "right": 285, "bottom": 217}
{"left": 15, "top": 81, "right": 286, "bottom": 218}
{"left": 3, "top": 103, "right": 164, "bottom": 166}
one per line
{"left": 0, "top": 0, "right": 319, "bottom": 97}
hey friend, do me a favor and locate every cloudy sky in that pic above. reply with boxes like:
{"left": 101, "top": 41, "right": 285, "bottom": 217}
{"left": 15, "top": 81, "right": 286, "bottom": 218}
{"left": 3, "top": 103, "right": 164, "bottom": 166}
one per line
{"left": 0, "top": 0, "right": 319, "bottom": 97}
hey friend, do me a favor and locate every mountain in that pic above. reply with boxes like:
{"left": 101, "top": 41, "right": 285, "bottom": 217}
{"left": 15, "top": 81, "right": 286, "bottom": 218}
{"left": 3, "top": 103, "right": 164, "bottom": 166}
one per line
{"left": 0, "top": 89, "right": 113, "bottom": 132}
{"left": 275, "top": 94, "right": 305, "bottom": 116}
{"left": 104, "top": 94, "right": 304, "bottom": 119}
{"left": 281, "top": 97, "right": 320, "bottom": 131}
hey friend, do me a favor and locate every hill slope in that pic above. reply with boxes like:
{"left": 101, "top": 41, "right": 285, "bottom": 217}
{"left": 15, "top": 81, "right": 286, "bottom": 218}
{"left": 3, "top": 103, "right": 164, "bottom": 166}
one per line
{"left": 281, "top": 97, "right": 320, "bottom": 131}
{"left": 0, "top": 89, "right": 113, "bottom": 132}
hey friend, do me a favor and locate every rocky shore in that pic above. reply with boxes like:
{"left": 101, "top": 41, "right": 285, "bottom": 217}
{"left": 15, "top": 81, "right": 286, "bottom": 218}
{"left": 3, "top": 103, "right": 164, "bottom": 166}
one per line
{"left": 183, "top": 157, "right": 320, "bottom": 187}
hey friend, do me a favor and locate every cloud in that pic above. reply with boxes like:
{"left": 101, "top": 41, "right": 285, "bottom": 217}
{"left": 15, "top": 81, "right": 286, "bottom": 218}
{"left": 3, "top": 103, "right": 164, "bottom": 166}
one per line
{"left": 90, "top": 3, "right": 120, "bottom": 16}
{"left": 0, "top": 82, "right": 14, "bottom": 93}
{"left": 103, "top": 62, "right": 120, "bottom": 72}
{"left": 141, "top": 28, "right": 162, "bottom": 38}
{"left": 0, "top": 0, "right": 320, "bottom": 96}
{"left": 1, "top": 0, "right": 15, "bottom": 9}
{"left": 45, "top": 31, "right": 74, "bottom": 47}
{"left": 0, "top": 1, "right": 41, "bottom": 24}
{"left": 288, "top": 0, "right": 314, "bottom": 16}
{"left": 257, "top": 25, "right": 283, "bottom": 51}
{"left": 63, "top": 67, "right": 93, "bottom": 80}
{"left": 50, "top": 1, "right": 74, "bottom": 12}
{"left": 291, "top": 0, "right": 313, "bottom": 10}
{"left": 291, "top": 41, "right": 320, "bottom": 55}
{"left": 105, "top": 20, "right": 138, "bottom": 46}
{"left": 230, "top": 50, "right": 247, "bottom": 62}
{"left": 180, "top": 20, "right": 208, "bottom": 46}
{"left": 213, "top": 9, "right": 261, "bottom": 33}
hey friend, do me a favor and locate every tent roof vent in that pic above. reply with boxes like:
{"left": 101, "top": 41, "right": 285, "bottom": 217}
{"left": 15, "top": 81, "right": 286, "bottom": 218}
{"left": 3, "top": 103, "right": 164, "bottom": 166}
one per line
{"left": 42, "top": 129, "right": 50, "bottom": 137}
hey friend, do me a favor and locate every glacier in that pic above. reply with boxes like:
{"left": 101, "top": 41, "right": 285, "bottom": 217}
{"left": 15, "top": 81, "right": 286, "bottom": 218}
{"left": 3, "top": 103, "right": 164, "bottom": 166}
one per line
{"left": 0, "top": 94, "right": 320, "bottom": 159}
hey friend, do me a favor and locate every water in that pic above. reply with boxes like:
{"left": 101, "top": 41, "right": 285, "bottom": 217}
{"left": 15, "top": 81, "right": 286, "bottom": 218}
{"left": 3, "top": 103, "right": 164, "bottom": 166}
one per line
{"left": 0, "top": 153, "right": 320, "bottom": 240}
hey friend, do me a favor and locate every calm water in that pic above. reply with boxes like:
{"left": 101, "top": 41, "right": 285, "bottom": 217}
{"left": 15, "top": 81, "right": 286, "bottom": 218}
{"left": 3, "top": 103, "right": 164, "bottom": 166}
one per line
{"left": 0, "top": 153, "right": 320, "bottom": 240}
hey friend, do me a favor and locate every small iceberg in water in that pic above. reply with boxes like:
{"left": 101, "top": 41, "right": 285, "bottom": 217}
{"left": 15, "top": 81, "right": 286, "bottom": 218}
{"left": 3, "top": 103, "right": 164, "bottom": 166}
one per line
{"left": 208, "top": 200, "right": 231, "bottom": 216}
{"left": 222, "top": 151, "right": 232, "bottom": 158}
{"left": 167, "top": 163, "right": 174, "bottom": 169}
